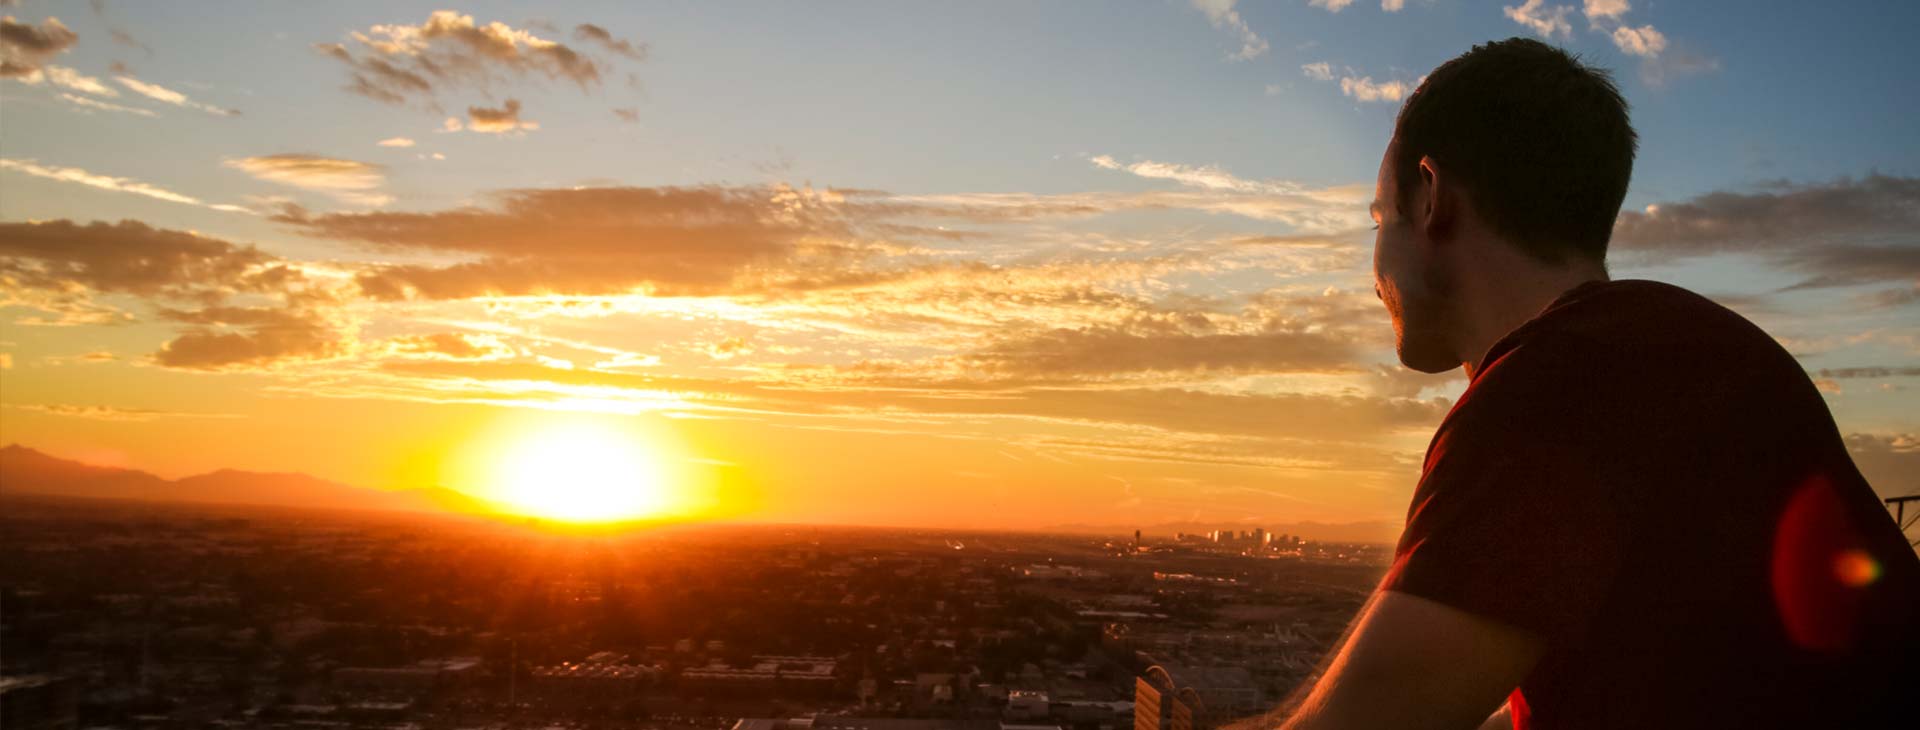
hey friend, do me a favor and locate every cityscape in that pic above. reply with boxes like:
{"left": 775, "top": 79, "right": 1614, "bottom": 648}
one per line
{"left": 1, "top": 492, "right": 1388, "bottom": 730}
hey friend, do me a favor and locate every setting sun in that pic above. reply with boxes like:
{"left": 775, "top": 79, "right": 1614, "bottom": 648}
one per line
{"left": 487, "top": 423, "right": 670, "bottom": 523}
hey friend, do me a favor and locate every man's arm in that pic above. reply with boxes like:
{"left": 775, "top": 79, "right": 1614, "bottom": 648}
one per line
{"left": 1474, "top": 702, "right": 1514, "bottom": 730}
{"left": 1277, "top": 590, "right": 1543, "bottom": 730}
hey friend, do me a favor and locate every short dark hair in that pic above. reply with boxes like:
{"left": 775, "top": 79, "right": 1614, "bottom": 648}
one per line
{"left": 1393, "top": 37, "right": 1636, "bottom": 263}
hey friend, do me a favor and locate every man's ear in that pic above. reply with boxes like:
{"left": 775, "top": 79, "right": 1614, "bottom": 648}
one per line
{"left": 1417, "top": 155, "right": 1454, "bottom": 240}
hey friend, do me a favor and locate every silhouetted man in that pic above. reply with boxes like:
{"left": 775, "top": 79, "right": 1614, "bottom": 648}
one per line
{"left": 1265, "top": 38, "right": 1918, "bottom": 730}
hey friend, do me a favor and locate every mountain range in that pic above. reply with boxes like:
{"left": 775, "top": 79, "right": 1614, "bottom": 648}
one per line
{"left": 0, "top": 444, "right": 489, "bottom": 515}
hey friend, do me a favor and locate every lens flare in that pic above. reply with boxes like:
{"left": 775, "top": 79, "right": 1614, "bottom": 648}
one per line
{"left": 1834, "top": 549, "right": 1882, "bottom": 588}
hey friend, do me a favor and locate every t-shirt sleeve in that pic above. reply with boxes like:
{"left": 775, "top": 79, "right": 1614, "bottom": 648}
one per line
{"left": 1380, "top": 342, "right": 1627, "bottom": 648}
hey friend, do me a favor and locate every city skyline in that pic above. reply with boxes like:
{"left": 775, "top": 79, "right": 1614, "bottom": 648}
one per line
{"left": 3, "top": 1, "right": 1917, "bottom": 530}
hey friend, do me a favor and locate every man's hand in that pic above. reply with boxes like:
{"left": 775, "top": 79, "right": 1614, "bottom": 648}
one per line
{"left": 1277, "top": 590, "right": 1542, "bottom": 730}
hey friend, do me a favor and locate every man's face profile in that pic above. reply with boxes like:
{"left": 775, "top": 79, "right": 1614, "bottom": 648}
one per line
{"left": 1371, "top": 142, "right": 1457, "bottom": 374}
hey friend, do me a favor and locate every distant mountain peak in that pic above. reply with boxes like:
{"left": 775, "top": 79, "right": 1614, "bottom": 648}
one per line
{"left": 0, "top": 444, "right": 490, "bottom": 517}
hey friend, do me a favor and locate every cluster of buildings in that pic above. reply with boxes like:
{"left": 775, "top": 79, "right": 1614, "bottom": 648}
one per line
{"left": 1169, "top": 529, "right": 1306, "bottom": 550}
{"left": 1, "top": 498, "right": 1387, "bottom": 729}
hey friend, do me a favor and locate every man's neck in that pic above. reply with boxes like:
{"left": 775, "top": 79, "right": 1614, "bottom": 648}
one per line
{"left": 1456, "top": 262, "right": 1608, "bottom": 378}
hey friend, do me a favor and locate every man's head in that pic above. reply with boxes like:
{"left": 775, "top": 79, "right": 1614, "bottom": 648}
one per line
{"left": 1371, "top": 38, "right": 1636, "bottom": 372}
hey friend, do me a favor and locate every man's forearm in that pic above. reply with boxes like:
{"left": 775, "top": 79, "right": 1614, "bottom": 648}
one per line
{"left": 1474, "top": 703, "right": 1512, "bottom": 730}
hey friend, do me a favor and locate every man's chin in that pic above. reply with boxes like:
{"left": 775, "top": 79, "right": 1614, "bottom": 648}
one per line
{"left": 1396, "top": 347, "right": 1460, "bottom": 375}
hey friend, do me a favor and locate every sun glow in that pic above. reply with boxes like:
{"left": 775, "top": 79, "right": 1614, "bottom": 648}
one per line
{"left": 486, "top": 422, "right": 671, "bottom": 522}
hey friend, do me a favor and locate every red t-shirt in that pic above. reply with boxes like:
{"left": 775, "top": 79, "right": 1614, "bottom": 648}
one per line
{"left": 1381, "top": 279, "right": 1919, "bottom": 729}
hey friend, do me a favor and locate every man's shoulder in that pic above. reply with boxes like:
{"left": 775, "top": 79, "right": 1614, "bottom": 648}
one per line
{"left": 1514, "top": 278, "right": 1758, "bottom": 349}
{"left": 1449, "top": 278, "right": 1816, "bottom": 438}
{"left": 1477, "top": 279, "right": 1787, "bottom": 380}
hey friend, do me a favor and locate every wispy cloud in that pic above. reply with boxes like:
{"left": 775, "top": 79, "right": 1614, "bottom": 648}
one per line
{"left": 223, "top": 154, "right": 391, "bottom": 207}
{"left": 1309, "top": 0, "right": 1357, "bottom": 13}
{"left": 465, "top": 98, "right": 538, "bottom": 134}
{"left": 573, "top": 23, "right": 646, "bottom": 61}
{"left": 1189, "top": 0, "right": 1268, "bottom": 61}
{"left": 317, "top": 10, "right": 639, "bottom": 107}
{"left": 5, "top": 403, "right": 242, "bottom": 421}
{"left": 114, "top": 75, "right": 238, "bottom": 116}
{"left": 57, "top": 91, "right": 154, "bottom": 116}
{"left": 1301, "top": 62, "right": 1416, "bottom": 103}
{"left": 376, "top": 136, "right": 415, "bottom": 148}
{"left": 1503, "top": 0, "right": 1574, "bottom": 39}
{"left": 0, "top": 158, "right": 249, "bottom": 212}
{"left": 16, "top": 64, "right": 115, "bottom": 95}
{"left": 1089, "top": 155, "right": 1303, "bottom": 195}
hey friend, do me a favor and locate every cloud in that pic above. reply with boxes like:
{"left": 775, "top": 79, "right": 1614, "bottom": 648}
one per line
{"left": 377, "top": 136, "right": 415, "bottom": 148}
{"left": 706, "top": 336, "right": 753, "bottom": 360}
{"left": 17, "top": 64, "right": 115, "bottom": 95}
{"left": 1613, "top": 175, "right": 1920, "bottom": 254}
{"left": 891, "top": 186, "right": 1370, "bottom": 232}
{"left": 318, "top": 10, "right": 626, "bottom": 107}
{"left": 1382, "top": 0, "right": 1406, "bottom": 11}
{"left": 1189, "top": 0, "right": 1268, "bottom": 61}
{"left": 367, "top": 359, "right": 1448, "bottom": 449}
{"left": 276, "top": 184, "right": 864, "bottom": 300}
{"left": 0, "top": 15, "right": 77, "bottom": 78}
{"left": 85, "top": 0, "right": 151, "bottom": 57}
{"left": 0, "top": 219, "right": 274, "bottom": 299}
{"left": 1503, "top": 0, "right": 1573, "bottom": 39}
{"left": 964, "top": 323, "right": 1360, "bottom": 377}
{"left": 1337, "top": 75, "right": 1412, "bottom": 103}
{"left": 0, "top": 158, "right": 250, "bottom": 213}
{"left": 1844, "top": 433, "right": 1920, "bottom": 498}
{"left": 1811, "top": 366, "right": 1920, "bottom": 380}
{"left": 223, "top": 154, "right": 391, "bottom": 207}
{"left": 0, "top": 219, "right": 352, "bottom": 370}
{"left": 1612, "top": 174, "right": 1920, "bottom": 292}
{"left": 1583, "top": 0, "right": 1629, "bottom": 22}
{"left": 1300, "top": 62, "right": 1417, "bottom": 103}
{"left": 151, "top": 304, "right": 347, "bottom": 370}
{"left": 1778, "top": 245, "right": 1920, "bottom": 291}
{"left": 573, "top": 23, "right": 646, "bottom": 60}
{"left": 109, "top": 27, "right": 147, "bottom": 54}
{"left": 465, "top": 98, "right": 538, "bottom": 134}
{"left": 264, "top": 174, "right": 1370, "bottom": 308}
{"left": 57, "top": 91, "right": 154, "bottom": 116}
{"left": 385, "top": 332, "right": 517, "bottom": 361}
{"left": 1309, "top": 0, "right": 1357, "bottom": 12}
{"left": 114, "top": 75, "right": 239, "bottom": 115}
{"left": 1638, "top": 46, "right": 1720, "bottom": 87}
{"left": 612, "top": 107, "right": 639, "bottom": 123}
{"left": 0, "top": 219, "right": 350, "bottom": 370}
{"left": 5, "top": 403, "right": 240, "bottom": 421}
{"left": 1609, "top": 24, "right": 1666, "bottom": 58}
{"left": 1089, "top": 155, "right": 1303, "bottom": 194}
